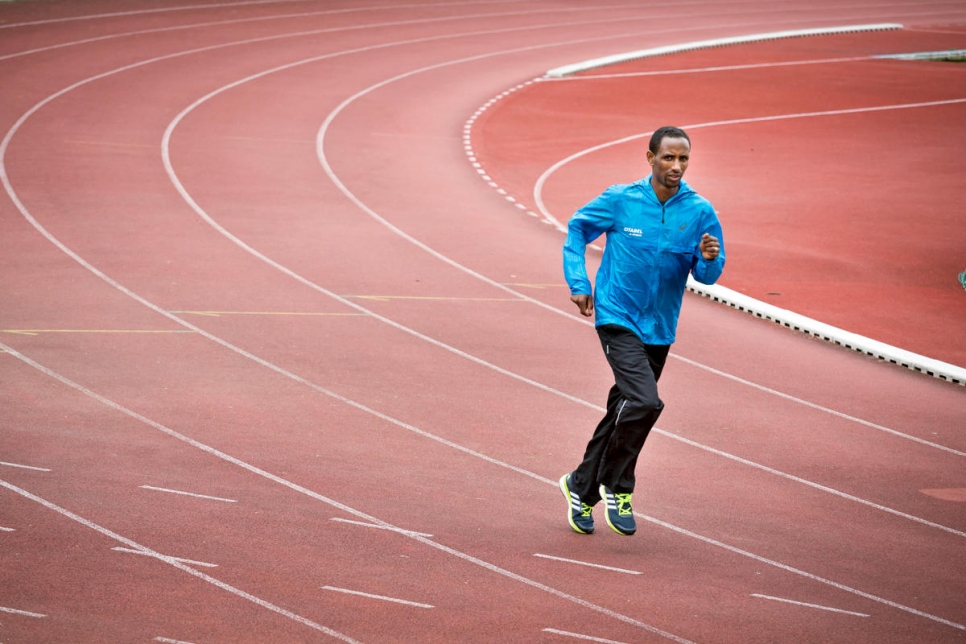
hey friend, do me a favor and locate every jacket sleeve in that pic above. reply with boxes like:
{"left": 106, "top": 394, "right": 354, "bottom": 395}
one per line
{"left": 563, "top": 187, "right": 618, "bottom": 295}
{"left": 690, "top": 207, "right": 725, "bottom": 285}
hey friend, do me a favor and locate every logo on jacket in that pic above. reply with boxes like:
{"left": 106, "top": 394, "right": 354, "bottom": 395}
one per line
{"left": 623, "top": 227, "right": 643, "bottom": 237}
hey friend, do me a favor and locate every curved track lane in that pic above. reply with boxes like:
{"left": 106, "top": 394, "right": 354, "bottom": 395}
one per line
{"left": 1, "top": 2, "right": 965, "bottom": 643}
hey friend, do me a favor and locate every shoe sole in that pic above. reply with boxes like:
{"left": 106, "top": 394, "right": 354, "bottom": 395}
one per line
{"left": 604, "top": 517, "right": 636, "bottom": 536}
{"left": 559, "top": 474, "right": 593, "bottom": 534}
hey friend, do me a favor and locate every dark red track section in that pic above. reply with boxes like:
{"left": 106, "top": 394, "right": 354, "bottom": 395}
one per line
{"left": 1, "top": 2, "right": 964, "bottom": 643}
{"left": 476, "top": 27, "right": 966, "bottom": 366}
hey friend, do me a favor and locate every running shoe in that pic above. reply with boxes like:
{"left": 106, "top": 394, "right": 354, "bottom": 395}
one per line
{"left": 559, "top": 473, "right": 594, "bottom": 534}
{"left": 600, "top": 485, "right": 636, "bottom": 536}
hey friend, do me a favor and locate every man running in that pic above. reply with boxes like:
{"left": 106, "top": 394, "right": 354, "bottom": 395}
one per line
{"left": 560, "top": 126, "right": 725, "bottom": 536}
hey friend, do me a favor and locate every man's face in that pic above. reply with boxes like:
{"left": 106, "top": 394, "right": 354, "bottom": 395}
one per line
{"left": 647, "top": 137, "right": 690, "bottom": 190}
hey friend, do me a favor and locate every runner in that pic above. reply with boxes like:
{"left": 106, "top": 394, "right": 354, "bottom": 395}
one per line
{"left": 559, "top": 126, "right": 726, "bottom": 535}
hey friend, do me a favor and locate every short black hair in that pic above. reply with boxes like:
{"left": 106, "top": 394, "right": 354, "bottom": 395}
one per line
{"left": 649, "top": 126, "right": 690, "bottom": 154}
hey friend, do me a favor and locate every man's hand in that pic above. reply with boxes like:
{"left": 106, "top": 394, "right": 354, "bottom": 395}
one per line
{"left": 570, "top": 293, "right": 594, "bottom": 317}
{"left": 700, "top": 233, "right": 720, "bottom": 261}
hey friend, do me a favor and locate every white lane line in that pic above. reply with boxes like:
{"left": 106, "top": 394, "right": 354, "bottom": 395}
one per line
{"left": 0, "top": 0, "right": 298, "bottom": 29}
{"left": 112, "top": 546, "right": 218, "bottom": 568}
{"left": 329, "top": 517, "right": 433, "bottom": 538}
{"left": 657, "top": 429, "right": 966, "bottom": 539}
{"left": 0, "top": 526, "right": 15, "bottom": 532}
{"left": 155, "top": 637, "right": 195, "bottom": 644}
{"left": 648, "top": 512, "right": 962, "bottom": 631}
{"left": 321, "top": 586, "right": 434, "bottom": 609}
{"left": 0, "top": 0, "right": 591, "bottom": 63}
{"left": 0, "top": 0, "right": 533, "bottom": 31}
{"left": 4, "top": 343, "right": 962, "bottom": 634}
{"left": 670, "top": 354, "right": 966, "bottom": 459}
{"left": 0, "top": 461, "right": 50, "bottom": 472}
{"left": 0, "top": 478, "right": 361, "bottom": 643}
{"left": 139, "top": 485, "right": 237, "bottom": 503}
{"left": 0, "top": 606, "right": 46, "bottom": 618}
{"left": 0, "top": 7, "right": 321, "bottom": 62}
{"left": 544, "top": 628, "right": 628, "bottom": 643}
{"left": 751, "top": 593, "right": 871, "bottom": 617}
{"left": 533, "top": 553, "right": 643, "bottom": 575}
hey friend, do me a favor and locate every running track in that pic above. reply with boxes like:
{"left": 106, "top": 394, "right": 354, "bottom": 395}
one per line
{"left": 0, "top": 2, "right": 964, "bottom": 643}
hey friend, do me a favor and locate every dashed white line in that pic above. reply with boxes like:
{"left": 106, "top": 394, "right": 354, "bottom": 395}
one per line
{"left": 0, "top": 461, "right": 50, "bottom": 472}
{"left": 533, "top": 553, "right": 643, "bottom": 575}
{"left": 0, "top": 606, "right": 46, "bottom": 618}
{"left": 329, "top": 516, "right": 433, "bottom": 538}
{"left": 155, "top": 637, "right": 195, "bottom": 644}
{"left": 3, "top": 341, "right": 962, "bottom": 634}
{"left": 0, "top": 477, "right": 360, "bottom": 642}
{"left": 0, "top": 343, "right": 687, "bottom": 639}
{"left": 112, "top": 546, "right": 218, "bottom": 568}
{"left": 321, "top": 585, "right": 434, "bottom": 609}
{"left": 751, "top": 593, "right": 871, "bottom": 617}
{"left": 139, "top": 485, "right": 237, "bottom": 503}
{"left": 0, "top": 526, "right": 15, "bottom": 532}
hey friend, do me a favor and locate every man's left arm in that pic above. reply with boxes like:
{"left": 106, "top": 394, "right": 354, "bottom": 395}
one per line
{"left": 691, "top": 213, "right": 725, "bottom": 285}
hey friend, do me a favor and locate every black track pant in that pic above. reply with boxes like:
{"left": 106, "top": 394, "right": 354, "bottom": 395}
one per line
{"left": 570, "top": 324, "right": 669, "bottom": 506}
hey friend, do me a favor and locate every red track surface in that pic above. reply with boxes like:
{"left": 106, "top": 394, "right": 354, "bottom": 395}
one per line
{"left": 476, "top": 27, "right": 966, "bottom": 366}
{"left": 1, "top": 2, "right": 964, "bottom": 643}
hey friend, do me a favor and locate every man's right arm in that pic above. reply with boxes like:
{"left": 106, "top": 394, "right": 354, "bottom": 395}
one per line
{"left": 562, "top": 187, "right": 617, "bottom": 315}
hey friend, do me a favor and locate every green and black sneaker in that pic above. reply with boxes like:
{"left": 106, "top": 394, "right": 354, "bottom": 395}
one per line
{"left": 559, "top": 473, "right": 594, "bottom": 534}
{"left": 600, "top": 485, "right": 636, "bottom": 536}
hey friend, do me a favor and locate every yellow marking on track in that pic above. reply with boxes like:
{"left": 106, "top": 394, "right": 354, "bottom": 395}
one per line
{"left": 1, "top": 329, "right": 193, "bottom": 336}
{"left": 348, "top": 295, "right": 523, "bottom": 302}
{"left": 502, "top": 283, "right": 567, "bottom": 289}
{"left": 170, "top": 311, "right": 365, "bottom": 317}
{"left": 223, "top": 136, "right": 312, "bottom": 144}
{"left": 64, "top": 139, "right": 154, "bottom": 149}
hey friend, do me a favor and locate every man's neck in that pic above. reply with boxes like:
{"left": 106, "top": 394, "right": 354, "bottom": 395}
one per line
{"left": 651, "top": 177, "right": 679, "bottom": 204}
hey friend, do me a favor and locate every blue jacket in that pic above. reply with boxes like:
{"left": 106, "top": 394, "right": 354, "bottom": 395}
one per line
{"left": 563, "top": 177, "right": 725, "bottom": 344}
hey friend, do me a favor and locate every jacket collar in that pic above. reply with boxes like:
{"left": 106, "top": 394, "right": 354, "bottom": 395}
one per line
{"left": 638, "top": 175, "right": 693, "bottom": 203}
